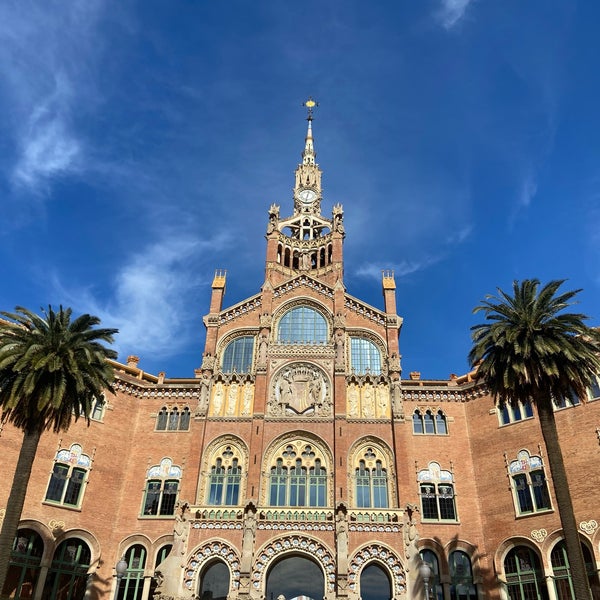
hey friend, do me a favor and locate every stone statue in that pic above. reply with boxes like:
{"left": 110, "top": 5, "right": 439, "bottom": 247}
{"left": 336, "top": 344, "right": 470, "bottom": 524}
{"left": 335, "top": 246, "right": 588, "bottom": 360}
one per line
{"left": 348, "top": 384, "right": 359, "bottom": 417}
{"left": 258, "top": 332, "right": 268, "bottom": 364}
{"left": 226, "top": 382, "right": 239, "bottom": 415}
{"left": 213, "top": 382, "right": 224, "bottom": 416}
{"left": 335, "top": 330, "right": 345, "bottom": 365}
{"left": 242, "top": 382, "right": 253, "bottom": 415}
{"left": 241, "top": 504, "right": 257, "bottom": 573}
{"left": 336, "top": 504, "right": 349, "bottom": 575}
{"left": 362, "top": 385, "right": 374, "bottom": 418}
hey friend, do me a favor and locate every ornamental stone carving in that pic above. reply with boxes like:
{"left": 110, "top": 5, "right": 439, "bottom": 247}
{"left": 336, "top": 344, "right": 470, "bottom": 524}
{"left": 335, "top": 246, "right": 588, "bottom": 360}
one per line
{"left": 530, "top": 529, "right": 547, "bottom": 542}
{"left": 580, "top": 520, "right": 598, "bottom": 535}
{"left": 269, "top": 364, "right": 331, "bottom": 417}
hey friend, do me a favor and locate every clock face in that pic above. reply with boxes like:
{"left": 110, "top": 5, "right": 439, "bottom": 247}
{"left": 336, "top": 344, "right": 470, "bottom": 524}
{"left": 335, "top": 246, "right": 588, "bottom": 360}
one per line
{"left": 298, "top": 189, "right": 317, "bottom": 204}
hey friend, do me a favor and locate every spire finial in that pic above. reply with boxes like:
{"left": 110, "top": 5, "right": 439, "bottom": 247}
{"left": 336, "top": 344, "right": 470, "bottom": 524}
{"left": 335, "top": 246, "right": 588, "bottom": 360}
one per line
{"left": 302, "top": 97, "right": 319, "bottom": 121}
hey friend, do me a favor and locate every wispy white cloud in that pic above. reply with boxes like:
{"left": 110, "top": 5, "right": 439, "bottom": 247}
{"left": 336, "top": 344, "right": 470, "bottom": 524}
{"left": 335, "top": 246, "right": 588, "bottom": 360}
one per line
{"left": 435, "top": 0, "right": 473, "bottom": 29}
{"left": 54, "top": 231, "right": 231, "bottom": 365}
{"left": 354, "top": 255, "right": 442, "bottom": 281}
{"left": 0, "top": 1, "right": 104, "bottom": 193}
{"left": 12, "top": 74, "right": 80, "bottom": 189}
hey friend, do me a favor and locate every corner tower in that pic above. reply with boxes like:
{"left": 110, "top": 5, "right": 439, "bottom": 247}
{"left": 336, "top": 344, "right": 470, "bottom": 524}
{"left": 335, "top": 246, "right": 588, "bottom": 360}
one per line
{"left": 264, "top": 99, "right": 345, "bottom": 289}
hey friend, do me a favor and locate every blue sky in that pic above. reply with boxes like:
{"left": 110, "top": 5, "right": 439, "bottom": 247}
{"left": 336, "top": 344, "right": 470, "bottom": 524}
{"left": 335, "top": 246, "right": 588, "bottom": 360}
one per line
{"left": 1, "top": 0, "right": 599, "bottom": 379}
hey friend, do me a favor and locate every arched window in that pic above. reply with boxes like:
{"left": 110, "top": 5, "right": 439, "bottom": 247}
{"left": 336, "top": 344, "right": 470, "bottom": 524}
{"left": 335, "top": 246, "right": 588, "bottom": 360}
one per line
{"left": 1, "top": 529, "right": 44, "bottom": 599}
{"left": 419, "top": 550, "right": 443, "bottom": 600}
{"left": 43, "top": 538, "right": 91, "bottom": 600}
{"left": 449, "top": 551, "right": 476, "bottom": 599}
{"left": 508, "top": 450, "right": 551, "bottom": 515}
{"left": 350, "top": 337, "right": 381, "bottom": 375}
{"left": 551, "top": 540, "right": 598, "bottom": 599}
{"left": 354, "top": 453, "right": 389, "bottom": 508}
{"left": 359, "top": 563, "right": 391, "bottom": 600}
{"left": 45, "top": 444, "right": 91, "bottom": 508}
{"left": 117, "top": 545, "right": 147, "bottom": 600}
{"left": 266, "top": 556, "right": 324, "bottom": 600}
{"left": 208, "top": 448, "right": 242, "bottom": 506}
{"left": 142, "top": 458, "right": 181, "bottom": 516}
{"left": 278, "top": 306, "right": 327, "bottom": 344}
{"left": 267, "top": 442, "right": 328, "bottom": 507}
{"left": 412, "top": 410, "right": 448, "bottom": 435}
{"left": 504, "top": 546, "right": 546, "bottom": 599}
{"left": 199, "top": 560, "right": 230, "bottom": 600}
{"left": 156, "top": 407, "right": 191, "bottom": 431}
{"left": 418, "top": 462, "right": 457, "bottom": 521}
{"left": 222, "top": 336, "right": 255, "bottom": 373}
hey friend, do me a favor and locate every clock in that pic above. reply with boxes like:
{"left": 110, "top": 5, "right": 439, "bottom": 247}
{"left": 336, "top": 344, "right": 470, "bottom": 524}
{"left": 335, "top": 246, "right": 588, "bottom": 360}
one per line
{"left": 298, "top": 189, "right": 317, "bottom": 204}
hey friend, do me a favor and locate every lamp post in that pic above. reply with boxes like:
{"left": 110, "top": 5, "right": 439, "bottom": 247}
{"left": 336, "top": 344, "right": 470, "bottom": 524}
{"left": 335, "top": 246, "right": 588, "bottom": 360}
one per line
{"left": 418, "top": 561, "right": 432, "bottom": 600}
{"left": 114, "top": 556, "right": 128, "bottom": 600}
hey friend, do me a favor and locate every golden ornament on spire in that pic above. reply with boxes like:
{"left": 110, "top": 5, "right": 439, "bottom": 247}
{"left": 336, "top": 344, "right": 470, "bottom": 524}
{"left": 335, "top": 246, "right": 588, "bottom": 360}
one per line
{"left": 302, "top": 96, "right": 319, "bottom": 119}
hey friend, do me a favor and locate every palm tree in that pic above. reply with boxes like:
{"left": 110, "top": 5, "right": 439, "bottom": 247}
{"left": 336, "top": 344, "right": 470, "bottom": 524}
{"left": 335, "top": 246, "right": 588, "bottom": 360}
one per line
{"left": 0, "top": 306, "right": 117, "bottom": 596}
{"left": 469, "top": 279, "right": 600, "bottom": 600}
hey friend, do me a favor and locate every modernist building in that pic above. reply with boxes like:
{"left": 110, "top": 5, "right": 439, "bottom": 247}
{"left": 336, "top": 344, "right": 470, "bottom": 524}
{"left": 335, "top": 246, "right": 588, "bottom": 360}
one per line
{"left": 2, "top": 109, "right": 600, "bottom": 600}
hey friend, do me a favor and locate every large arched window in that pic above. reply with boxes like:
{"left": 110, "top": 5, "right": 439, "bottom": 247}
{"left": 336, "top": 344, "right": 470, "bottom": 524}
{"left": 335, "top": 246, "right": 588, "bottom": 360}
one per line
{"left": 504, "top": 546, "right": 546, "bottom": 599}
{"left": 222, "top": 336, "right": 255, "bottom": 373}
{"left": 1, "top": 529, "right": 44, "bottom": 599}
{"left": 278, "top": 306, "right": 327, "bottom": 344}
{"left": 350, "top": 337, "right": 381, "bottom": 375}
{"left": 266, "top": 442, "right": 328, "bottom": 507}
{"left": 43, "top": 538, "right": 91, "bottom": 600}
{"left": 117, "top": 545, "right": 147, "bottom": 600}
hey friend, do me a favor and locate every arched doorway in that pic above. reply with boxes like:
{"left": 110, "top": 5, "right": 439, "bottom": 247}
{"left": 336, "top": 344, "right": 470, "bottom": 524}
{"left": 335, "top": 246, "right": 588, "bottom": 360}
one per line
{"left": 266, "top": 555, "right": 324, "bottom": 600}
{"left": 198, "top": 560, "right": 230, "bottom": 600}
{"left": 360, "top": 563, "right": 391, "bottom": 600}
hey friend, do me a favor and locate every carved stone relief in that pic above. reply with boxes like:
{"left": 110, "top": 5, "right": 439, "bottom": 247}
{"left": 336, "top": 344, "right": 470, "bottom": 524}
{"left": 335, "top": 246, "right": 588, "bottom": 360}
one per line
{"left": 210, "top": 381, "right": 253, "bottom": 417}
{"left": 269, "top": 364, "right": 331, "bottom": 417}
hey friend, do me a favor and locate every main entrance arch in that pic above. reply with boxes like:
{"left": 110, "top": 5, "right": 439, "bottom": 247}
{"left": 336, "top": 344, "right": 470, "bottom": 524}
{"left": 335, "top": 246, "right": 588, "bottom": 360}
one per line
{"left": 266, "top": 556, "right": 324, "bottom": 600}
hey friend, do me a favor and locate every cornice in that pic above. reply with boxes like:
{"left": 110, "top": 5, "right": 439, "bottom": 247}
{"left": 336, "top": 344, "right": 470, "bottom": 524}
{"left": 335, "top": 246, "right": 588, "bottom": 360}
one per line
{"left": 344, "top": 294, "right": 386, "bottom": 325}
{"left": 272, "top": 275, "right": 335, "bottom": 301}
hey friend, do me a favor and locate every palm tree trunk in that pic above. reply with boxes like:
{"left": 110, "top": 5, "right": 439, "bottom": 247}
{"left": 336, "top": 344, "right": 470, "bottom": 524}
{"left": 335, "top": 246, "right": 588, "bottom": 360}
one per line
{"left": 0, "top": 428, "right": 42, "bottom": 597}
{"left": 536, "top": 399, "right": 591, "bottom": 600}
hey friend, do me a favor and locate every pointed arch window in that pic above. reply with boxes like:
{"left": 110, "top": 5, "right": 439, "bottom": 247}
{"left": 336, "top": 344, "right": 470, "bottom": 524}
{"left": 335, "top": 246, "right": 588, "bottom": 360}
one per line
{"left": 267, "top": 443, "right": 328, "bottom": 507}
{"left": 208, "top": 447, "right": 242, "bottom": 506}
{"left": 45, "top": 444, "right": 91, "bottom": 508}
{"left": 508, "top": 450, "right": 551, "bottom": 515}
{"left": 418, "top": 462, "right": 457, "bottom": 521}
{"left": 278, "top": 306, "right": 327, "bottom": 344}
{"left": 142, "top": 458, "right": 182, "bottom": 516}
{"left": 222, "top": 336, "right": 255, "bottom": 373}
{"left": 354, "top": 450, "right": 389, "bottom": 509}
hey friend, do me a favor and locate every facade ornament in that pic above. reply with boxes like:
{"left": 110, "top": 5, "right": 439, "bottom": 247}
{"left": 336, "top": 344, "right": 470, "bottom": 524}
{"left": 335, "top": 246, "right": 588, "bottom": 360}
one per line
{"left": 241, "top": 503, "right": 257, "bottom": 574}
{"left": 334, "top": 311, "right": 346, "bottom": 328}
{"left": 269, "top": 364, "right": 330, "bottom": 417}
{"left": 267, "top": 204, "right": 280, "bottom": 234}
{"left": 530, "top": 529, "right": 548, "bottom": 542}
{"left": 579, "top": 520, "right": 598, "bottom": 535}
{"left": 201, "top": 353, "right": 215, "bottom": 371}
{"left": 48, "top": 519, "right": 65, "bottom": 536}
{"left": 258, "top": 332, "right": 269, "bottom": 366}
{"left": 332, "top": 204, "right": 345, "bottom": 234}
{"left": 391, "top": 380, "right": 404, "bottom": 419}
{"left": 335, "top": 330, "right": 345, "bottom": 366}
{"left": 260, "top": 312, "right": 272, "bottom": 328}
{"left": 388, "top": 352, "right": 401, "bottom": 372}
{"left": 196, "top": 374, "right": 210, "bottom": 416}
